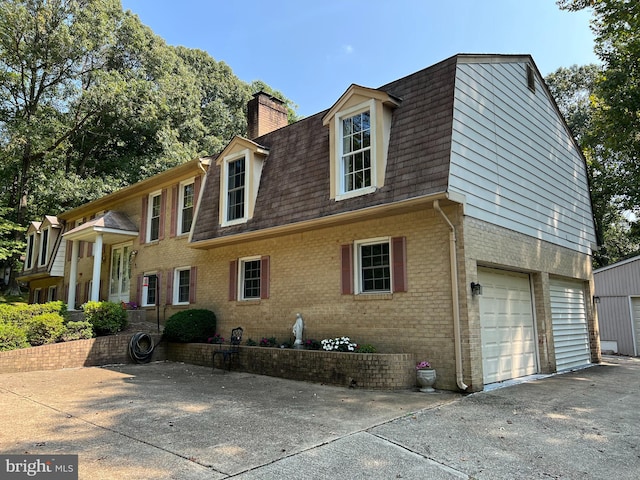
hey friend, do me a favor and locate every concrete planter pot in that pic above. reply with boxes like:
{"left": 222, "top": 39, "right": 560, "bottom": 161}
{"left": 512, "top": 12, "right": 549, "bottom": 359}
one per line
{"left": 416, "top": 368, "right": 437, "bottom": 392}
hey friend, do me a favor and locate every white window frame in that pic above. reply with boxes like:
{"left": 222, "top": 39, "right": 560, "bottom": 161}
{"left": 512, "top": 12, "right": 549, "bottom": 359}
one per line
{"left": 47, "top": 286, "right": 57, "bottom": 302}
{"left": 26, "top": 233, "right": 36, "bottom": 269}
{"left": 173, "top": 266, "right": 191, "bottom": 305}
{"left": 33, "top": 288, "right": 41, "bottom": 304}
{"left": 38, "top": 226, "right": 50, "bottom": 267}
{"left": 238, "top": 256, "right": 261, "bottom": 301}
{"left": 142, "top": 272, "right": 158, "bottom": 307}
{"left": 221, "top": 151, "right": 249, "bottom": 226}
{"left": 335, "top": 99, "right": 377, "bottom": 201}
{"left": 178, "top": 178, "right": 195, "bottom": 236}
{"left": 147, "top": 190, "right": 162, "bottom": 242}
{"left": 354, "top": 237, "right": 392, "bottom": 294}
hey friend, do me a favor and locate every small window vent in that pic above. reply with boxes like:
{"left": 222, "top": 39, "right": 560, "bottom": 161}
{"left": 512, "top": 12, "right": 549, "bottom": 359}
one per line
{"left": 526, "top": 64, "right": 536, "bottom": 93}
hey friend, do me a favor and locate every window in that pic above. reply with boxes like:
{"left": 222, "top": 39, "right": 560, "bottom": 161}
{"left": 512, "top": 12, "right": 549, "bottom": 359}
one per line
{"left": 26, "top": 233, "right": 35, "bottom": 269}
{"left": 241, "top": 258, "right": 261, "bottom": 300}
{"left": 229, "top": 256, "right": 270, "bottom": 301}
{"left": 47, "top": 286, "right": 57, "bottom": 302}
{"left": 357, "top": 239, "right": 391, "bottom": 293}
{"left": 142, "top": 273, "right": 158, "bottom": 307}
{"left": 341, "top": 237, "right": 407, "bottom": 295}
{"left": 341, "top": 110, "right": 371, "bottom": 193}
{"left": 178, "top": 181, "right": 195, "bottom": 235}
{"left": 148, "top": 192, "right": 162, "bottom": 242}
{"left": 33, "top": 288, "right": 41, "bottom": 304}
{"left": 226, "top": 156, "right": 246, "bottom": 223}
{"left": 39, "top": 228, "right": 49, "bottom": 266}
{"left": 173, "top": 267, "right": 191, "bottom": 305}
{"left": 526, "top": 64, "right": 536, "bottom": 93}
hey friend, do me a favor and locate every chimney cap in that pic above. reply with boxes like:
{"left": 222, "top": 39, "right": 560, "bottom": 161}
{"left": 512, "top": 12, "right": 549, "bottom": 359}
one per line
{"left": 252, "top": 90, "right": 286, "bottom": 105}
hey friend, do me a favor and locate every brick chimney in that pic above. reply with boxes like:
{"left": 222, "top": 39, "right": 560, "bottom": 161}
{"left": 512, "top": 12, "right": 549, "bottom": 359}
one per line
{"left": 247, "top": 91, "right": 288, "bottom": 139}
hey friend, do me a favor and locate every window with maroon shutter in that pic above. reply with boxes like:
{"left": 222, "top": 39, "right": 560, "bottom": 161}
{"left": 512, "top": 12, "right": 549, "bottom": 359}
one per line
{"left": 344, "top": 237, "right": 407, "bottom": 294}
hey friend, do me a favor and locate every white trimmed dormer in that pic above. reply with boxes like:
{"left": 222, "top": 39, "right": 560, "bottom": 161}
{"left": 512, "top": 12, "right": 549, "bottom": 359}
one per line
{"left": 217, "top": 137, "right": 269, "bottom": 227}
{"left": 322, "top": 85, "right": 400, "bottom": 201}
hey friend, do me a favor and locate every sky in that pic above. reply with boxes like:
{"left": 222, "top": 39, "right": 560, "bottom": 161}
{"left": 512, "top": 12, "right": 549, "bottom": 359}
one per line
{"left": 120, "top": 0, "right": 599, "bottom": 118}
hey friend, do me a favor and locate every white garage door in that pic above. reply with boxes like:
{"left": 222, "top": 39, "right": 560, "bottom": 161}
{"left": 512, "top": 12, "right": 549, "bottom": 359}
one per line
{"left": 479, "top": 269, "right": 538, "bottom": 384}
{"left": 550, "top": 278, "right": 590, "bottom": 371}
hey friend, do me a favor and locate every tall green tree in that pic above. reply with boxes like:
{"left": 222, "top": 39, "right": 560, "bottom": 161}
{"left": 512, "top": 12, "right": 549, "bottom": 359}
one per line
{"left": 557, "top": 0, "right": 640, "bottom": 266}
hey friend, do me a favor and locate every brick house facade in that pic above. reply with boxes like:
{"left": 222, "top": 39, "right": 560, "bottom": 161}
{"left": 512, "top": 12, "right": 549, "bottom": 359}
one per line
{"left": 20, "top": 54, "right": 599, "bottom": 391}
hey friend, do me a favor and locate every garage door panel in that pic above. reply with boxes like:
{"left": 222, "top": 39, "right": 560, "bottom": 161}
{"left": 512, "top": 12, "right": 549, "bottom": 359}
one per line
{"left": 479, "top": 269, "right": 538, "bottom": 384}
{"left": 551, "top": 278, "right": 590, "bottom": 371}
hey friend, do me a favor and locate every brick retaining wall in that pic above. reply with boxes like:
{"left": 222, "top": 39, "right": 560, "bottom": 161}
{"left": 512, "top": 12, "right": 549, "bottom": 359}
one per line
{"left": 168, "top": 343, "right": 417, "bottom": 390}
{"left": 0, "top": 333, "right": 165, "bottom": 374}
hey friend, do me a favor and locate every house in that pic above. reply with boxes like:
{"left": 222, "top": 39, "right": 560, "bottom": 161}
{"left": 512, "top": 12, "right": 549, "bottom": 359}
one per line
{"left": 593, "top": 256, "right": 640, "bottom": 356}
{"left": 20, "top": 54, "right": 599, "bottom": 391}
{"left": 17, "top": 215, "right": 66, "bottom": 303}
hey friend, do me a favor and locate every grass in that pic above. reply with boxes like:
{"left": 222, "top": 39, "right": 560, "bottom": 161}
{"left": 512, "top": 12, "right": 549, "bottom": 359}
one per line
{"left": 0, "top": 292, "right": 28, "bottom": 304}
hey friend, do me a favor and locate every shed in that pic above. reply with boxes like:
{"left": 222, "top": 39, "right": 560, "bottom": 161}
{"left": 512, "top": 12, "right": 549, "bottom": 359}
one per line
{"left": 593, "top": 256, "right": 640, "bottom": 356}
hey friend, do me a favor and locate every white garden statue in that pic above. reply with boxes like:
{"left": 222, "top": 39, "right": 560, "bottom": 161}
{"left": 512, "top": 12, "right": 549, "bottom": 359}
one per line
{"left": 292, "top": 313, "right": 304, "bottom": 348}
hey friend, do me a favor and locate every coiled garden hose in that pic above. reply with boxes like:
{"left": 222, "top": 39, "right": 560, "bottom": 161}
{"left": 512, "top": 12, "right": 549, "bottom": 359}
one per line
{"left": 128, "top": 332, "right": 155, "bottom": 363}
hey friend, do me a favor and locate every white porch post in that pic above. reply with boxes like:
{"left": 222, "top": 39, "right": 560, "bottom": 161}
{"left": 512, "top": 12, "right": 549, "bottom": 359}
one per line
{"left": 91, "top": 233, "right": 103, "bottom": 301}
{"left": 67, "top": 240, "right": 79, "bottom": 310}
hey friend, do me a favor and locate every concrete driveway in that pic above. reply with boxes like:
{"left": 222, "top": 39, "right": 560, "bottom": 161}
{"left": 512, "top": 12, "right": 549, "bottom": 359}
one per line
{"left": 1, "top": 356, "right": 639, "bottom": 479}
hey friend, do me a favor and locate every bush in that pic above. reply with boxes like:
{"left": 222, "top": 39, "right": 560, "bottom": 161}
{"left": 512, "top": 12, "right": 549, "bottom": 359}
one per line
{"left": 0, "top": 322, "right": 29, "bottom": 351}
{"left": 62, "top": 321, "right": 94, "bottom": 341}
{"left": 163, "top": 309, "right": 216, "bottom": 343}
{"left": 25, "top": 312, "right": 66, "bottom": 346}
{"left": 356, "top": 344, "right": 377, "bottom": 353}
{"left": 0, "top": 301, "right": 67, "bottom": 326}
{"left": 83, "top": 301, "right": 128, "bottom": 336}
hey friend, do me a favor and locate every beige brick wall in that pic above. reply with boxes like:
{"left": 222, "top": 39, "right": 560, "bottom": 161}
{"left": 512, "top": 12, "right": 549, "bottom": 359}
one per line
{"left": 168, "top": 343, "right": 417, "bottom": 390}
{"left": 461, "top": 215, "right": 600, "bottom": 390}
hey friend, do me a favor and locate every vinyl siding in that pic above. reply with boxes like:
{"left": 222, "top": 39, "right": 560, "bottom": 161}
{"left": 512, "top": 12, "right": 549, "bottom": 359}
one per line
{"left": 449, "top": 61, "right": 595, "bottom": 254}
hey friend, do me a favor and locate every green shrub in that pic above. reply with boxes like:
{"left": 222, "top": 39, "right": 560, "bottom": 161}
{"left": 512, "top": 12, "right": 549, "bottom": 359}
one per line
{"left": 0, "top": 322, "right": 29, "bottom": 351}
{"left": 62, "top": 321, "right": 94, "bottom": 341}
{"left": 0, "top": 301, "right": 67, "bottom": 326}
{"left": 163, "top": 309, "right": 216, "bottom": 343}
{"left": 356, "top": 344, "right": 377, "bottom": 353}
{"left": 83, "top": 301, "right": 128, "bottom": 336}
{"left": 245, "top": 338, "right": 257, "bottom": 346}
{"left": 25, "top": 312, "right": 66, "bottom": 346}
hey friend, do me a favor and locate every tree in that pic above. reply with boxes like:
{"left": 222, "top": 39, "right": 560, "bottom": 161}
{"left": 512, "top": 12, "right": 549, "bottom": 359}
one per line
{"left": 557, "top": 0, "right": 640, "bottom": 266}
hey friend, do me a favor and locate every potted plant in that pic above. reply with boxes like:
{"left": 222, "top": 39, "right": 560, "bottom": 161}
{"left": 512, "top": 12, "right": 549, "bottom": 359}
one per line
{"left": 416, "top": 361, "right": 436, "bottom": 392}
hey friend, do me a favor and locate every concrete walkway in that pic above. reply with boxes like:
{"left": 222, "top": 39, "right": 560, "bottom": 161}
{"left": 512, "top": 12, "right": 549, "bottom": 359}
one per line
{"left": 1, "top": 356, "right": 639, "bottom": 479}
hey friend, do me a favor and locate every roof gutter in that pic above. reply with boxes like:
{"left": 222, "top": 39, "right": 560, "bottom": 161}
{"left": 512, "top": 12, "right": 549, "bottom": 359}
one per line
{"left": 433, "top": 199, "right": 469, "bottom": 392}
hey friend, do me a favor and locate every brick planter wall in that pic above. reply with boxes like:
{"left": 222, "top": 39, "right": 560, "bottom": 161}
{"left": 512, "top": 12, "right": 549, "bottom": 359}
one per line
{"left": 167, "top": 343, "right": 417, "bottom": 390}
{"left": 0, "top": 333, "right": 165, "bottom": 374}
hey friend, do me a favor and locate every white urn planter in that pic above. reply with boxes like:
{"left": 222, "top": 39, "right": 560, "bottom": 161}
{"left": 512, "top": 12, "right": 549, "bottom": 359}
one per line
{"left": 416, "top": 368, "right": 437, "bottom": 392}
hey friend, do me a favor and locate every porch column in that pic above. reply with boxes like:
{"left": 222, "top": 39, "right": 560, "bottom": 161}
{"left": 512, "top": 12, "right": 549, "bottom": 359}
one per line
{"left": 67, "top": 240, "right": 79, "bottom": 310}
{"left": 91, "top": 233, "right": 103, "bottom": 301}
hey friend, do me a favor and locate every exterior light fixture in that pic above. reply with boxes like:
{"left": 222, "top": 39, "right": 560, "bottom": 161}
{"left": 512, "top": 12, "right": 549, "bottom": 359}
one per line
{"left": 470, "top": 282, "right": 483, "bottom": 297}
{"left": 593, "top": 296, "right": 601, "bottom": 304}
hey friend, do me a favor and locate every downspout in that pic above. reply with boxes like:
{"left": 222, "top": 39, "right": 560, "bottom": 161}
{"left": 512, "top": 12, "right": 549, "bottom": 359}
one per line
{"left": 434, "top": 199, "right": 469, "bottom": 391}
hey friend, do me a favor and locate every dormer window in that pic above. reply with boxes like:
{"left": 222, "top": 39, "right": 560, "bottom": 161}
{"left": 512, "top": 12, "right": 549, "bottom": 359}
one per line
{"left": 341, "top": 108, "right": 372, "bottom": 194}
{"left": 39, "top": 227, "right": 49, "bottom": 266}
{"left": 217, "top": 139, "right": 268, "bottom": 227}
{"left": 323, "top": 85, "right": 400, "bottom": 202}
{"left": 225, "top": 154, "right": 246, "bottom": 223}
{"left": 26, "top": 233, "right": 35, "bottom": 269}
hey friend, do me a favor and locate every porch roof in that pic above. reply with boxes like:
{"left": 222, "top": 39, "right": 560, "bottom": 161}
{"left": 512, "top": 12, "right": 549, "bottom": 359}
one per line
{"left": 63, "top": 210, "right": 138, "bottom": 244}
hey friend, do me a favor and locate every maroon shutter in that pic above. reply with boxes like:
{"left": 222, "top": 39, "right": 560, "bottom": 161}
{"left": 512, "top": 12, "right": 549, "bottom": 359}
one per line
{"left": 66, "top": 241, "right": 72, "bottom": 262}
{"left": 140, "top": 196, "right": 148, "bottom": 244}
{"left": 260, "top": 256, "right": 270, "bottom": 299}
{"left": 229, "top": 260, "right": 237, "bottom": 301}
{"left": 87, "top": 215, "right": 94, "bottom": 256}
{"left": 166, "top": 268, "right": 174, "bottom": 305}
{"left": 341, "top": 244, "right": 354, "bottom": 295}
{"left": 78, "top": 241, "right": 84, "bottom": 258}
{"left": 158, "top": 188, "right": 167, "bottom": 241}
{"left": 392, "top": 236, "right": 408, "bottom": 293}
{"left": 170, "top": 184, "right": 178, "bottom": 238}
{"left": 189, "top": 266, "right": 197, "bottom": 304}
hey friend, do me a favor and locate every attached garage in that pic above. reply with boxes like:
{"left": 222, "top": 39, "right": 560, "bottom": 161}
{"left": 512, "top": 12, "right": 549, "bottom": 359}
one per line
{"left": 550, "top": 278, "right": 590, "bottom": 371}
{"left": 478, "top": 268, "right": 538, "bottom": 384}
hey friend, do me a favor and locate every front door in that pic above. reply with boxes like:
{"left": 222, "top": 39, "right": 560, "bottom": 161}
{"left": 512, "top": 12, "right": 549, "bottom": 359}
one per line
{"left": 109, "top": 243, "right": 132, "bottom": 304}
